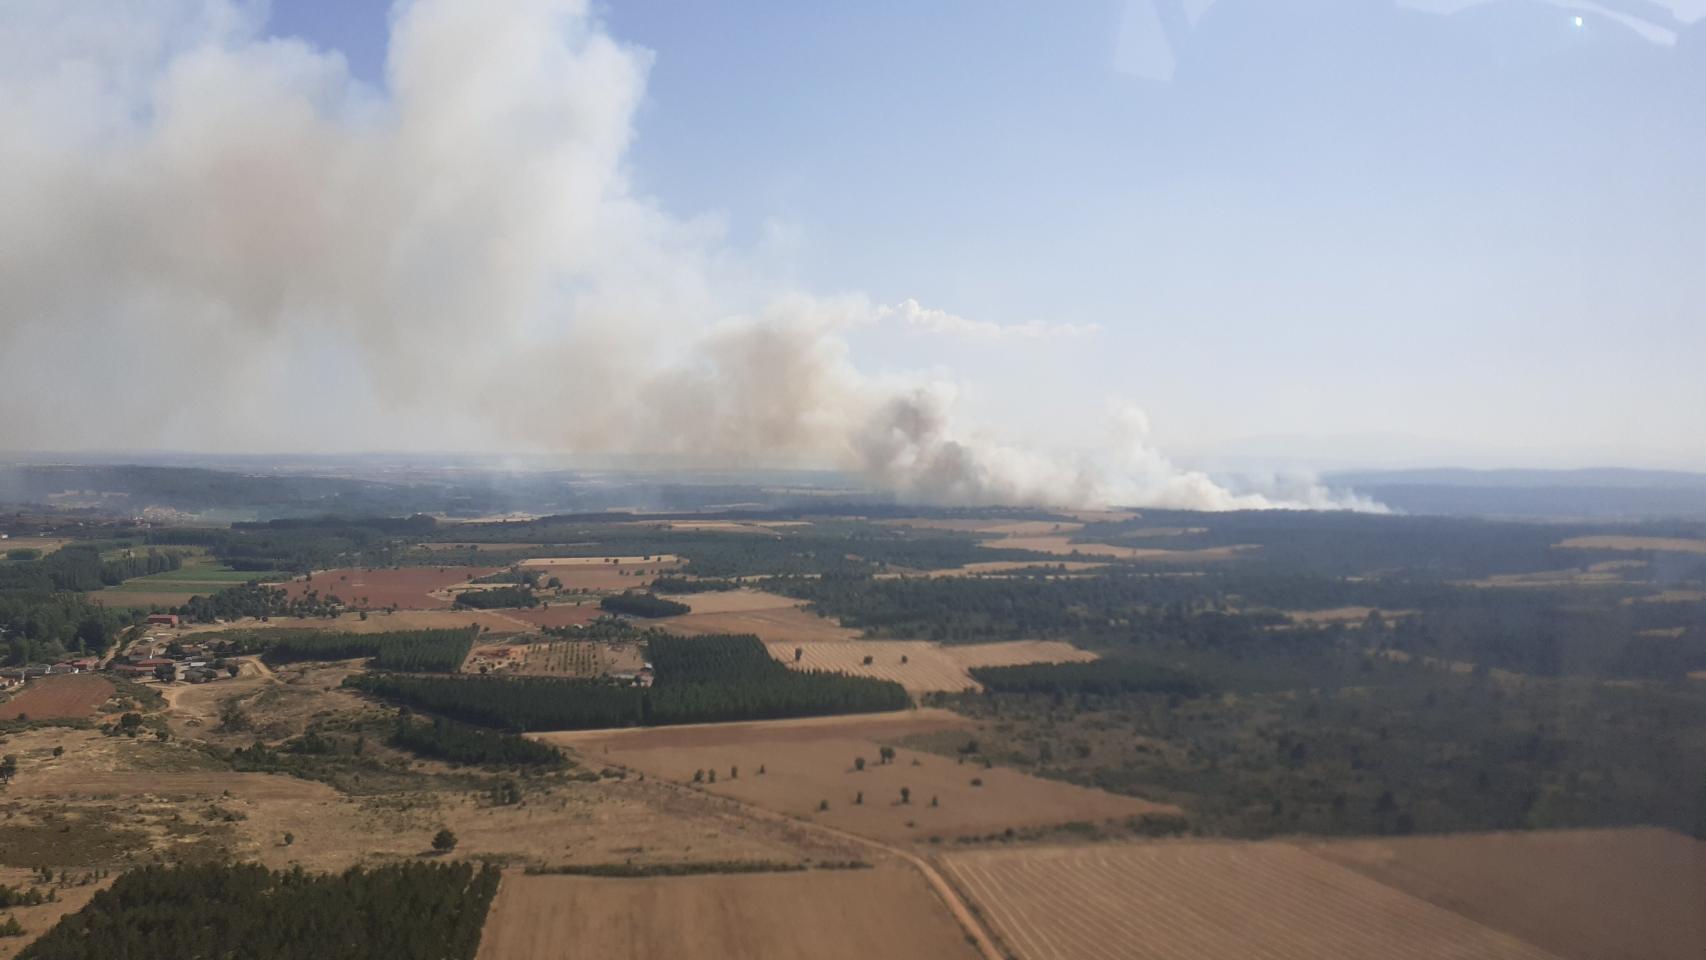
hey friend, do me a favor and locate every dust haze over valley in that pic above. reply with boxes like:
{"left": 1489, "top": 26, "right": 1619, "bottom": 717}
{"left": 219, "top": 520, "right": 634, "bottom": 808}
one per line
{"left": 0, "top": 0, "right": 1380, "bottom": 512}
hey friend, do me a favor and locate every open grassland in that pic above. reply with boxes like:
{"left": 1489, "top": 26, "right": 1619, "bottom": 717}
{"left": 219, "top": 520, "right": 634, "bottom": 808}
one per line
{"left": 273, "top": 566, "right": 500, "bottom": 609}
{"left": 475, "top": 866, "right": 981, "bottom": 960}
{"left": 516, "top": 555, "right": 681, "bottom": 591}
{"left": 654, "top": 590, "right": 861, "bottom": 643}
{"left": 0, "top": 536, "right": 69, "bottom": 556}
{"left": 943, "top": 841, "right": 1563, "bottom": 960}
{"left": 540, "top": 711, "right": 1173, "bottom": 843}
{"left": 1557, "top": 535, "right": 1706, "bottom": 554}
{"left": 1307, "top": 828, "right": 1706, "bottom": 960}
{"left": 0, "top": 674, "right": 114, "bottom": 720}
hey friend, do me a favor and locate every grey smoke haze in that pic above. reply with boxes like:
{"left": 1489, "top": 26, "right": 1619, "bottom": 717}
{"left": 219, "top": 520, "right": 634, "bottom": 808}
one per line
{"left": 0, "top": 0, "right": 1378, "bottom": 512}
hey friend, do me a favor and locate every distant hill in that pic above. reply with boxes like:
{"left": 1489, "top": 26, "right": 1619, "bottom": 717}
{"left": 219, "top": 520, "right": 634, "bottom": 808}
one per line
{"left": 1329, "top": 468, "right": 1706, "bottom": 519}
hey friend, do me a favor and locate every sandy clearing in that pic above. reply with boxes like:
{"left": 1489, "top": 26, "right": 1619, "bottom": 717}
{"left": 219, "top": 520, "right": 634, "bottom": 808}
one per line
{"left": 943, "top": 841, "right": 1564, "bottom": 960}
{"left": 1558, "top": 535, "right": 1706, "bottom": 554}
{"left": 542, "top": 712, "right": 1171, "bottom": 844}
{"left": 1309, "top": 828, "right": 1706, "bottom": 960}
{"left": 475, "top": 866, "right": 981, "bottom": 960}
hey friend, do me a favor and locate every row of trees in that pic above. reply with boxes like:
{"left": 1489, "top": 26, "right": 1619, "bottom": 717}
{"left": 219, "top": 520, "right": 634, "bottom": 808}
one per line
{"left": 178, "top": 582, "right": 342, "bottom": 623}
{"left": 254, "top": 628, "right": 477, "bottom": 673}
{"left": 19, "top": 861, "right": 499, "bottom": 960}
{"left": 969, "top": 660, "right": 1210, "bottom": 697}
{"left": 347, "top": 635, "right": 908, "bottom": 732}
{"left": 451, "top": 586, "right": 538, "bottom": 609}
{"left": 389, "top": 715, "right": 565, "bottom": 767}
{"left": 599, "top": 592, "right": 690, "bottom": 618}
{"left": 0, "top": 545, "right": 181, "bottom": 593}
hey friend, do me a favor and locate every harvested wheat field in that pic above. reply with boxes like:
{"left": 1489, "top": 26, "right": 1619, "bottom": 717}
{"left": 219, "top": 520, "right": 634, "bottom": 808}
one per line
{"left": 1558, "top": 535, "right": 1706, "bottom": 554}
{"left": 541, "top": 711, "right": 1172, "bottom": 843}
{"left": 1283, "top": 607, "right": 1417, "bottom": 626}
{"left": 772, "top": 641, "right": 979, "bottom": 693}
{"left": 475, "top": 866, "right": 980, "bottom": 960}
{"left": 943, "top": 841, "right": 1563, "bottom": 960}
{"left": 658, "top": 588, "right": 803, "bottom": 614}
{"left": 271, "top": 566, "right": 499, "bottom": 610}
{"left": 0, "top": 673, "right": 114, "bottom": 720}
{"left": 1308, "top": 828, "right": 1706, "bottom": 960}
{"left": 769, "top": 640, "right": 1095, "bottom": 693}
{"left": 654, "top": 592, "right": 860, "bottom": 643}
{"left": 189, "top": 609, "right": 530, "bottom": 636}
{"left": 516, "top": 555, "right": 681, "bottom": 590}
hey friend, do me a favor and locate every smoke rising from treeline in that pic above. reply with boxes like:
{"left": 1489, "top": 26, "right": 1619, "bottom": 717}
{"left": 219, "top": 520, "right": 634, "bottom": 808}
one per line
{"left": 0, "top": 0, "right": 1379, "bottom": 512}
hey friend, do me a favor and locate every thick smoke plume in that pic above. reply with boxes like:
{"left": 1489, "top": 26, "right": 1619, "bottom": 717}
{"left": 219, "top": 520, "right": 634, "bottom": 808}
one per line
{"left": 0, "top": 0, "right": 1379, "bottom": 512}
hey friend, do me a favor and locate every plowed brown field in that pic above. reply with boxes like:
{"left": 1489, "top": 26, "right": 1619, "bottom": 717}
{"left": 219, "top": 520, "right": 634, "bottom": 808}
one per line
{"left": 1309, "top": 828, "right": 1706, "bottom": 960}
{"left": 272, "top": 567, "right": 498, "bottom": 610}
{"left": 475, "top": 866, "right": 981, "bottom": 960}
{"left": 0, "top": 674, "right": 113, "bottom": 720}
{"left": 517, "top": 555, "right": 680, "bottom": 590}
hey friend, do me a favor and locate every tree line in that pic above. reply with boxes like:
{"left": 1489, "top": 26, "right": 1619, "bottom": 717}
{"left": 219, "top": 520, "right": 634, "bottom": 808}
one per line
{"left": 599, "top": 592, "right": 689, "bottom": 617}
{"left": 346, "top": 634, "right": 908, "bottom": 732}
{"left": 254, "top": 628, "right": 477, "bottom": 673}
{"left": 390, "top": 714, "right": 565, "bottom": 767}
{"left": 18, "top": 861, "right": 499, "bottom": 960}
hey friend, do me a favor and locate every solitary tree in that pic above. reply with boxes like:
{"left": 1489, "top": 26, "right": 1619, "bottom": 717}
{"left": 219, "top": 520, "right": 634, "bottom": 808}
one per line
{"left": 930, "top": 795, "right": 939, "bottom": 807}
{"left": 818, "top": 799, "right": 829, "bottom": 811}
{"left": 432, "top": 829, "right": 458, "bottom": 853}
{"left": 855, "top": 791, "right": 864, "bottom": 805}
{"left": 730, "top": 765, "right": 738, "bottom": 780}
{"left": 900, "top": 787, "right": 911, "bottom": 805}
{"left": 0, "top": 755, "right": 17, "bottom": 784}
{"left": 282, "top": 832, "right": 295, "bottom": 846}
{"left": 879, "top": 746, "right": 896, "bottom": 765}
{"left": 854, "top": 756, "right": 866, "bottom": 772}
{"left": 794, "top": 647, "right": 803, "bottom": 662}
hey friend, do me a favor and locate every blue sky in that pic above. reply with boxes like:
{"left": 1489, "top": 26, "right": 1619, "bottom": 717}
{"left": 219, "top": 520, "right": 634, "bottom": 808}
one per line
{"left": 258, "top": 0, "right": 1704, "bottom": 469}
{"left": 2, "top": 0, "right": 1697, "bottom": 478}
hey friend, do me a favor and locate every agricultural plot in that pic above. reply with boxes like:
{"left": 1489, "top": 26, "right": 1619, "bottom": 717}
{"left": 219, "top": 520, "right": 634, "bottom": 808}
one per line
{"left": 0, "top": 674, "right": 114, "bottom": 721}
{"left": 500, "top": 603, "right": 606, "bottom": 630}
{"left": 544, "top": 711, "right": 1173, "bottom": 843}
{"left": 476, "top": 866, "right": 980, "bottom": 960}
{"left": 271, "top": 566, "right": 499, "bottom": 610}
{"left": 769, "top": 640, "right": 1095, "bottom": 694}
{"left": 1308, "top": 828, "right": 1706, "bottom": 960}
{"left": 942, "top": 842, "right": 1563, "bottom": 960}
{"left": 469, "top": 640, "right": 645, "bottom": 678}
{"left": 772, "top": 641, "right": 979, "bottom": 693}
{"left": 516, "top": 555, "right": 681, "bottom": 591}
{"left": 651, "top": 589, "right": 861, "bottom": 642}
{"left": 1558, "top": 535, "right": 1706, "bottom": 554}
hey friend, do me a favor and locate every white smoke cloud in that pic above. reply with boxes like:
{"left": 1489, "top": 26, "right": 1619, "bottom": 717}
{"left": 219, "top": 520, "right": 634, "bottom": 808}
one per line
{"left": 0, "top": 0, "right": 1380, "bottom": 513}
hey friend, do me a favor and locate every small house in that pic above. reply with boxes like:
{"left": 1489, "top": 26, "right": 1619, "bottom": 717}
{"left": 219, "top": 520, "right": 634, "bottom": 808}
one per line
{"left": 145, "top": 614, "right": 180, "bottom": 627}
